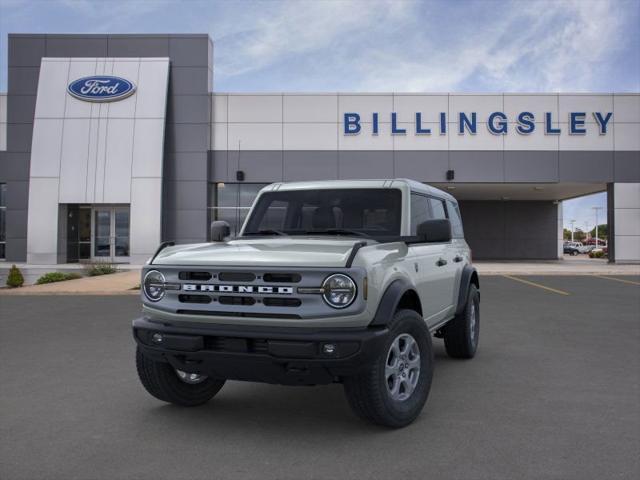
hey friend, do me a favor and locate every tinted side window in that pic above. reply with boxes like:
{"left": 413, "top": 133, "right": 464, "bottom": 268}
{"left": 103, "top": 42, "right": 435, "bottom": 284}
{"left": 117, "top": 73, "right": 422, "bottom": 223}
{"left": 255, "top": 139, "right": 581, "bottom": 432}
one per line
{"left": 429, "top": 198, "right": 447, "bottom": 220}
{"left": 410, "top": 194, "right": 430, "bottom": 235}
{"left": 447, "top": 200, "right": 464, "bottom": 238}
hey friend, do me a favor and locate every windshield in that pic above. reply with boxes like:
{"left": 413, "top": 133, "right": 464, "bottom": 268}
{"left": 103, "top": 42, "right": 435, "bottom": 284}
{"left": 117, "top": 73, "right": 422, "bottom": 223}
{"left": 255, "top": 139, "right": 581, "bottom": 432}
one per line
{"left": 242, "top": 188, "right": 402, "bottom": 239}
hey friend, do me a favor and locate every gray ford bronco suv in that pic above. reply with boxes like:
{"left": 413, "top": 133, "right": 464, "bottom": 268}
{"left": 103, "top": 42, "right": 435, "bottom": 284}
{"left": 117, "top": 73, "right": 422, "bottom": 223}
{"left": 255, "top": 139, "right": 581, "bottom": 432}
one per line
{"left": 134, "top": 179, "right": 480, "bottom": 427}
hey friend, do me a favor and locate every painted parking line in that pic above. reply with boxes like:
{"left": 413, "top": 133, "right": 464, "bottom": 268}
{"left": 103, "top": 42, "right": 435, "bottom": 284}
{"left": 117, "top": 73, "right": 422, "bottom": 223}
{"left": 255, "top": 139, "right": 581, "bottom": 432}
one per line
{"left": 593, "top": 275, "right": 640, "bottom": 286}
{"left": 502, "top": 275, "right": 571, "bottom": 296}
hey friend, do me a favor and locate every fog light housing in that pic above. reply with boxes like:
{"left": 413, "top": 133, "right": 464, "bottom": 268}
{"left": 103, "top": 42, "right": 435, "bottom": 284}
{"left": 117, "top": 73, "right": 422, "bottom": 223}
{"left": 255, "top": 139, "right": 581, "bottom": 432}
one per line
{"left": 152, "top": 333, "right": 163, "bottom": 344}
{"left": 321, "top": 274, "right": 356, "bottom": 309}
{"left": 322, "top": 343, "right": 337, "bottom": 354}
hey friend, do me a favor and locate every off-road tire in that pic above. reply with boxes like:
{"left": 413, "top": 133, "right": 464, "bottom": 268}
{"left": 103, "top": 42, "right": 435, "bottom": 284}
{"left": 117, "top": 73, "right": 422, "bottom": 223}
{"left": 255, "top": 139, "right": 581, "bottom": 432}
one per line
{"left": 343, "top": 309, "right": 433, "bottom": 428}
{"left": 136, "top": 348, "right": 225, "bottom": 406}
{"left": 443, "top": 284, "right": 479, "bottom": 359}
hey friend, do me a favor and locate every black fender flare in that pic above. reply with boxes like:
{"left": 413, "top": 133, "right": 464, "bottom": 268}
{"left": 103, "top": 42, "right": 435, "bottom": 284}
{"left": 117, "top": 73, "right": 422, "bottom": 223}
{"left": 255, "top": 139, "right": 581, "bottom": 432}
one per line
{"left": 456, "top": 265, "right": 480, "bottom": 315}
{"left": 370, "top": 278, "right": 414, "bottom": 327}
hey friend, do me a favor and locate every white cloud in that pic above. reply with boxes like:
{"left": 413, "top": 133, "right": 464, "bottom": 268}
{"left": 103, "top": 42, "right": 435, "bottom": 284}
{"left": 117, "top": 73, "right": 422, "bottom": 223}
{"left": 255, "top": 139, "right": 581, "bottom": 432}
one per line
{"left": 213, "top": 0, "right": 411, "bottom": 79}
{"left": 212, "top": 0, "right": 635, "bottom": 92}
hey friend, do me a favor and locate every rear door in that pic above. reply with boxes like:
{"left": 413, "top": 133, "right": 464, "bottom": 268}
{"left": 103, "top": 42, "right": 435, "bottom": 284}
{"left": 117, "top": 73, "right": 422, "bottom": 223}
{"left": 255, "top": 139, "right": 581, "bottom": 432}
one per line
{"left": 445, "top": 199, "right": 467, "bottom": 310}
{"left": 427, "top": 197, "right": 458, "bottom": 319}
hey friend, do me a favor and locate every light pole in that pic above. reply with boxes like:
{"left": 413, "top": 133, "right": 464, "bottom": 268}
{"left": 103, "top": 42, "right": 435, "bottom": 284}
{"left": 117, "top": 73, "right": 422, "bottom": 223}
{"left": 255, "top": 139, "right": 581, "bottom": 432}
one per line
{"left": 570, "top": 219, "right": 576, "bottom": 242}
{"left": 592, "top": 206, "right": 603, "bottom": 248}
{"left": 584, "top": 221, "right": 590, "bottom": 242}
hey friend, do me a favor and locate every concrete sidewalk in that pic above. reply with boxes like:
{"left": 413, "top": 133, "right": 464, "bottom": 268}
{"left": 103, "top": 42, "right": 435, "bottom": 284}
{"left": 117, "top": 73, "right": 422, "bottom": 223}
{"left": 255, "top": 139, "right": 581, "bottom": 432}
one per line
{"left": 476, "top": 257, "right": 640, "bottom": 276}
{"left": 0, "top": 270, "right": 141, "bottom": 295}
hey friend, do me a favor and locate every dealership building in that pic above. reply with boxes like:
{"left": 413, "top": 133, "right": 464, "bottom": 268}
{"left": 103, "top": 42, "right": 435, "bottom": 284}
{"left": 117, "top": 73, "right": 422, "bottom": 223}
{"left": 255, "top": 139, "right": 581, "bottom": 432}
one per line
{"left": 0, "top": 33, "right": 638, "bottom": 265}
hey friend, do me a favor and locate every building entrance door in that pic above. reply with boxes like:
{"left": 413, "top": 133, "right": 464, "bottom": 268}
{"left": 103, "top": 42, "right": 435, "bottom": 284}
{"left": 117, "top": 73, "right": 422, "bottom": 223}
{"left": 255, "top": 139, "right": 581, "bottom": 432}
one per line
{"left": 92, "top": 206, "right": 130, "bottom": 263}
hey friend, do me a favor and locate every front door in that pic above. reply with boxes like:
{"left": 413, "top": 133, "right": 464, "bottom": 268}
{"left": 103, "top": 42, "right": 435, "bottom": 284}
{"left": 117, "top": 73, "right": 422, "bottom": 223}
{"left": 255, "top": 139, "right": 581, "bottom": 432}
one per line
{"left": 92, "top": 206, "right": 130, "bottom": 262}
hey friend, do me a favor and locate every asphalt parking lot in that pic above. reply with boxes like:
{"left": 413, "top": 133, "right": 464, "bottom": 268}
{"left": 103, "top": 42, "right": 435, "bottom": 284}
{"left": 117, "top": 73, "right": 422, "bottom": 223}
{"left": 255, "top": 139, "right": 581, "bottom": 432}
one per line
{"left": 1, "top": 275, "right": 639, "bottom": 480}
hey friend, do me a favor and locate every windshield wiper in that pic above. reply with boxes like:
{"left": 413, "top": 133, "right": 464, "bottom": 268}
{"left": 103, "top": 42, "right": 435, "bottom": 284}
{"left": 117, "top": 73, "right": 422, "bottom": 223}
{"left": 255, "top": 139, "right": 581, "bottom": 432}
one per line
{"left": 243, "top": 229, "right": 287, "bottom": 236}
{"left": 303, "top": 228, "right": 370, "bottom": 238}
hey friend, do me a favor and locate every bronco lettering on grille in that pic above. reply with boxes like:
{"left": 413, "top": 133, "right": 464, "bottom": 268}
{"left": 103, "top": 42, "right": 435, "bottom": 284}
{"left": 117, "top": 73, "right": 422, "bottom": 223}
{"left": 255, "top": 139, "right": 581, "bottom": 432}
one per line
{"left": 182, "top": 284, "right": 293, "bottom": 294}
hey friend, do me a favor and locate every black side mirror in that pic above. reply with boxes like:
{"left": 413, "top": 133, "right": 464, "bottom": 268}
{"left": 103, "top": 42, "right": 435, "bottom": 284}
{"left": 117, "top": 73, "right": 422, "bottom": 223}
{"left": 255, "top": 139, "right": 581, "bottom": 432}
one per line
{"left": 416, "top": 219, "right": 452, "bottom": 243}
{"left": 210, "top": 221, "right": 230, "bottom": 242}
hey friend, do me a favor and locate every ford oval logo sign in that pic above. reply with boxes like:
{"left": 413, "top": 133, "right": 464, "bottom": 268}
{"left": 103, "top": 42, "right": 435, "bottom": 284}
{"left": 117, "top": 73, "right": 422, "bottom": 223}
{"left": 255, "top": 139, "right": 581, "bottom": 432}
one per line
{"left": 67, "top": 76, "right": 136, "bottom": 102}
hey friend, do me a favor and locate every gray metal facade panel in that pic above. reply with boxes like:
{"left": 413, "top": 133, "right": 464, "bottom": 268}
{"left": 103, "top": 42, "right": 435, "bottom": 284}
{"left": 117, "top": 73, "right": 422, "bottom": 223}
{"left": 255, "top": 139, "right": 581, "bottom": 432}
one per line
{"left": 5, "top": 236, "right": 26, "bottom": 262}
{"left": 459, "top": 200, "right": 558, "bottom": 259}
{"left": 165, "top": 123, "right": 210, "bottom": 153}
{"left": 166, "top": 94, "right": 210, "bottom": 124}
{"left": 449, "top": 151, "right": 504, "bottom": 182}
{"left": 6, "top": 208, "right": 28, "bottom": 239}
{"left": 8, "top": 36, "right": 45, "bottom": 67}
{"left": 283, "top": 151, "right": 339, "bottom": 181}
{"left": 394, "top": 151, "right": 449, "bottom": 182}
{"left": 6, "top": 123, "right": 33, "bottom": 153}
{"left": 559, "top": 151, "right": 614, "bottom": 183}
{"left": 504, "top": 150, "right": 559, "bottom": 182}
{"left": 0, "top": 153, "right": 30, "bottom": 181}
{"left": 7, "top": 67, "right": 40, "bottom": 95}
{"left": 209, "top": 151, "right": 229, "bottom": 182}
{"left": 607, "top": 183, "right": 616, "bottom": 261}
{"left": 164, "top": 180, "right": 209, "bottom": 211}
{"left": 5, "top": 180, "right": 29, "bottom": 209}
{"left": 169, "top": 36, "right": 211, "bottom": 67}
{"left": 45, "top": 36, "right": 109, "bottom": 57}
{"left": 164, "top": 208, "right": 209, "bottom": 241}
{"left": 6, "top": 95, "right": 36, "bottom": 124}
{"left": 614, "top": 151, "right": 640, "bottom": 182}
{"left": 169, "top": 67, "right": 211, "bottom": 95}
{"left": 459, "top": 201, "right": 507, "bottom": 258}
{"left": 166, "top": 152, "right": 210, "bottom": 182}
{"left": 338, "top": 151, "right": 394, "bottom": 179}
{"left": 229, "top": 151, "right": 284, "bottom": 182}
{"left": 208, "top": 150, "right": 637, "bottom": 185}
{"left": 107, "top": 35, "right": 170, "bottom": 57}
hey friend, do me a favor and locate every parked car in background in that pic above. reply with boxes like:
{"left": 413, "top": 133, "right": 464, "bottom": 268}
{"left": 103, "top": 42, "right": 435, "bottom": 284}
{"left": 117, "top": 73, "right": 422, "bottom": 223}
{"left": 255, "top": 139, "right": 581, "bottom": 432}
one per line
{"left": 564, "top": 242, "right": 585, "bottom": 255}
{"left": 584, "top": 238, "right": 607, "bottom": 246}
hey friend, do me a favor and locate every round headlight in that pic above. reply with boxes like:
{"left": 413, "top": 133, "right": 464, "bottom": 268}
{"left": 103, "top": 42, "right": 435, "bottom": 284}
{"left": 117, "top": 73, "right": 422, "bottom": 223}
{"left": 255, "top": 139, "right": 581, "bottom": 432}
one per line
{"left": 143, "top": 270, "right": 166, "bottom": 302}
{"left": 322, "top": 274, "right": 357, "bottom": 309}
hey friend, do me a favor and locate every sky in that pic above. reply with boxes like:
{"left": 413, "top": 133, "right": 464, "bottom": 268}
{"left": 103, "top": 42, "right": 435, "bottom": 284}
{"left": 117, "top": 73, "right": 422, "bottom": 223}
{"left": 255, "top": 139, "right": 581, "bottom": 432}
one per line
{"left": 0, "top": 0, "right": 638, "bottom": 227}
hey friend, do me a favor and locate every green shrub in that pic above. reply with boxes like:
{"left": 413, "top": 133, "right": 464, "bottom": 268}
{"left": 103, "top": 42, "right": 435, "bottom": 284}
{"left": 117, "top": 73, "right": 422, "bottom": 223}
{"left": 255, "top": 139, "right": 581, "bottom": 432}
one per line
{"left": 589, "top": 250, "right": 606, "bottom": 259}
{"left": 84, "top": 263, "right": 118, "bottom": 276}
{"left": 36, "top": 272, "right": 82, "bottom": 284}
{"left": 6, "top": 264, "right": 25, "bottom": 288}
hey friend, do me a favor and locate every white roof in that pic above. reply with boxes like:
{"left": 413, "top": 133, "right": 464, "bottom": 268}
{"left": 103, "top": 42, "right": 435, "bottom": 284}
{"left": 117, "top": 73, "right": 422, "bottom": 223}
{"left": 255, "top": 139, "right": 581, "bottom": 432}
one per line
{"left": 262, "top": 179, "right": 457, "bottom": 202}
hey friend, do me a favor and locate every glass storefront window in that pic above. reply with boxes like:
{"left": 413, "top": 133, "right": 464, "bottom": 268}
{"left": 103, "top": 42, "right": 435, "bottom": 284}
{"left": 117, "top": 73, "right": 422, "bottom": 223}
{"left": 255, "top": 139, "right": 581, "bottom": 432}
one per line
{"left": 208, "top": 183, "right": 267, "bottom": 236}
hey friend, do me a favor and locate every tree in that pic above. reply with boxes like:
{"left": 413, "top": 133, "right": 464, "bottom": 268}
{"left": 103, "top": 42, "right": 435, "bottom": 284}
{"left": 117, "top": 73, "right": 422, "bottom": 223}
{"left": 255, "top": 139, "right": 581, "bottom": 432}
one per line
{"left": 563, "top": 228, "right": 572, "bottom": 240}
{"left": 573, "top": 228, "right": 586, "bottom": 242}
{"left": 589, "top": 224, "right": 607, "bottom": 239}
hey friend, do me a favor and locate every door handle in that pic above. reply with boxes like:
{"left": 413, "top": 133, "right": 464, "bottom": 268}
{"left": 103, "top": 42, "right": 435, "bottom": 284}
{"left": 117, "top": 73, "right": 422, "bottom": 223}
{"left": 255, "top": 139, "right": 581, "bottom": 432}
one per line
{"left": 436, "top": 258, "right": 447, "bottom": 267}
{"left": 453, "top": 255, "right": 464, "bottom": 263}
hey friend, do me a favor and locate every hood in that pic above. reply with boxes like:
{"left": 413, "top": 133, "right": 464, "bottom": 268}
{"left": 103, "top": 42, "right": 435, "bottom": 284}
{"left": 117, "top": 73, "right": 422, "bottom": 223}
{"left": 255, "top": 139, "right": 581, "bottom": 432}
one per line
{"left": 152, "top": 237, "right": 369, "bottom": 268}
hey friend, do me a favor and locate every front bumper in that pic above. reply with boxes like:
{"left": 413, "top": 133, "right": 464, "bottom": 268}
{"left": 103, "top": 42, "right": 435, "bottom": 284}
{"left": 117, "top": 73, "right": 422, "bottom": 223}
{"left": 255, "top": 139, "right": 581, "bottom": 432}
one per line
{"left": 133, "top": 317, "right": 389, "bottom": 385}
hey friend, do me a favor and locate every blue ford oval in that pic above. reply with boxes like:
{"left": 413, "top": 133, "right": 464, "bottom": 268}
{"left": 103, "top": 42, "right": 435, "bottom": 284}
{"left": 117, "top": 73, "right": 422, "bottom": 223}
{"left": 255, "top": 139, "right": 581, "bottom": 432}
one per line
{"left": 67, "top": 76, "right": 136, "bottom": 102}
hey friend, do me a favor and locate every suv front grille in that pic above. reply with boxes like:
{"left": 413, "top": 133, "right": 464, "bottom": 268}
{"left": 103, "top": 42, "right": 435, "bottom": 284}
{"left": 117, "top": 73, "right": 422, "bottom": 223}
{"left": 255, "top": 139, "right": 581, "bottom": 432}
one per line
{"left": 179, "top": 271, "right": 212, "bottom": 281}
{"left": 151, "top": 266, "right": 364, "bottom": 320}
{"left": 178, "top": 294, "right": 212, "bottom": 304}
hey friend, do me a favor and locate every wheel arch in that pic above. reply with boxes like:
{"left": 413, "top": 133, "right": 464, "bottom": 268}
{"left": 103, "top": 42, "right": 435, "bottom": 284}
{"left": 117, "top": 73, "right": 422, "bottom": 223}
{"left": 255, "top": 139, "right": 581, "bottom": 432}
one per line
{"left": 370, "top": 279, "right": 423, "bottom": 326}
{"left": 456, "top": 265, "right": 480, "bottom": 315}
